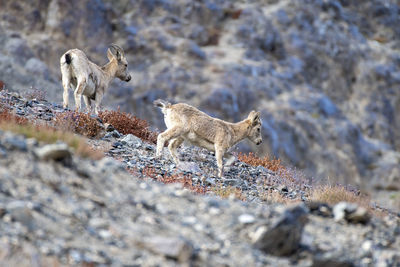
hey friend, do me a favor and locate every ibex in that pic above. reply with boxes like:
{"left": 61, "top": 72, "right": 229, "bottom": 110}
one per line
{"left": 60, "top": 44, "right": 131, "bottom": 114}
{"left": 154, "top": 99, "right": 263, "bottom": 177}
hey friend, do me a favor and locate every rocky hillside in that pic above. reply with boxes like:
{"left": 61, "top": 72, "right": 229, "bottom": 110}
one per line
{"left": 0, "top": 89, "right": 399, "bottom": 266}
{"left": 0, "top": 0, "right": 399, "bottom": 220}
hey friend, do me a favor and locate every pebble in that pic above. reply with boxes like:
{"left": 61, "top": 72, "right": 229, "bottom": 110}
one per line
{"left": 3, "top": 135, "right": 27, "bottom": 151}
{"left": 33, "top": 143, "right": 72, "bottom": 161}
{"left": 238, "top": 214, "right": 256, "bottom": 224}
{"left": 333, "top": 202, "right": 370, "bottom": 224}
{"left": 140, "top": 236, "right": 193, "bottom": 262}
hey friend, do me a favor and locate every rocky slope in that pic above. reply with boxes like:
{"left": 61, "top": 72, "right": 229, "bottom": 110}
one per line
{"left": 0, "top": 91, "right": 399, "bottom": 266}
{"left": 0, "top": 0, "right": 399, "bottom": 217}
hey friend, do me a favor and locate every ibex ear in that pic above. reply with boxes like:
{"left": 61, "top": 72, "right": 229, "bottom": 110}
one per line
{"left": 107, "top": 48, "right": 115, "bottom": 61}
{"left": 248, "top": 111, "right": 261, "bottom": 126}
{"left": 107, "top": 45, "right": 122, "bottom": 61}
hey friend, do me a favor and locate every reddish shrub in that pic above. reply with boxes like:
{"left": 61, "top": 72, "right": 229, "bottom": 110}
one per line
{"left": 238, "top": 152, "right": 284, "bottom": 172}
{"left": 99, "top": 110, "right": 158, "bottom": 144}
{"left": 54, "top": 111, "right": 103, "bottom": 138}
{"left": 0, "top": 108, "right": 28, "bottom": 124}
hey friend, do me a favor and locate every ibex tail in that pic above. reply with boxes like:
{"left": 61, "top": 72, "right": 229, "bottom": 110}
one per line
{"left": 65, "top": 53, "right": 72, "bottom": 64}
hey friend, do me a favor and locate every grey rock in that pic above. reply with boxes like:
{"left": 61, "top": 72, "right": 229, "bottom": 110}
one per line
{"left": 203, "top": 177, "right": 216, "bottom": 186}
{"left": 177, "top": 161, "right": 201, "bottom": 173}
{"left": 306, "top": 202, "right": 333, "bottom": 217}
{"left": 223, "top": 178, "right": 239, "bottom": 187}
{"left": 120, "top": 134, "right": 142, "bottom": 148}
{"left": 6, "top": 201, "right": 35, "bottom": 231}
{"left": 318, "top": 96, "right": 338, "bottom": 116}
{"left": 89, "top": 218, "right": 109, "bottom": 229}
{"left": 373, "top": 249, "right": 400, "bottom": 267}
{"left": 97, "top": 157, "right": 125, "bottom": 173}
{"left": 112, "top": 141, "right": 123, "bottom": 148}
{"left": 110, "top": 130, "right": 121, "bottom": 138}
{"left": 33, "top": 143, "right": 72, "bottom": 161}
{"left": 186, "top": 41, "right": 206, "bottom": 60}
{"left": 333, "top": 202, "right": 370, "bottom": 224}
{"left": 104, "top": 123, "right": 115, "bottom": 132}
{"left": 346, "top": 206, "right": 370, "bottom": 224}
{"left": 0, "top": 146, "right": 7, "bottom": 157}
{"left": 139, "top": 236, "right": 193, "bottom": 262}
{"left": 238, "top": 214, "right": 256, "bottom": 225}
{"left": 311, "top": 257, "right": 354, "bottom": 267}
{"left": 333, "top": 202, "right": 357, "bottom": 222}
{"left": 251, "top": 204, "right": 308, "bottom": 256}
{"left": 3, "top": 135, "right": 27, "bottom": 151}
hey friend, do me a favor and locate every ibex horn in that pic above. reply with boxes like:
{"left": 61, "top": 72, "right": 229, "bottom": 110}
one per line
{"left": 110, "top": 43, "right": 124, "bottom": 55}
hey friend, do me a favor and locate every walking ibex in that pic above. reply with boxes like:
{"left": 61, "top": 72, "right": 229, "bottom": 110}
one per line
{"left": 154, "top": 99, "right": 263, "bottom": 177}
{"left": 60, "top": 44, "right": 131, "bottom": 114}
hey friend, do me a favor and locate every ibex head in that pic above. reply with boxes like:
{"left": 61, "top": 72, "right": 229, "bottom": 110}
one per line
{"left": 107, "top": 44, "right": 131, "bottom": 82}
{"left": 247, "top": 111, "right": 263, "bottom": 145}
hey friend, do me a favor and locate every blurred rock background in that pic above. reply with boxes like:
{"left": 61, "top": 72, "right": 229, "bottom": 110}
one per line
{"left": 0, "top": 0, "right": 399, "bottom": 208}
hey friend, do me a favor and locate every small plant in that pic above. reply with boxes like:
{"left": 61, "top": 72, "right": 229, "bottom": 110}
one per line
{"left": 99, "top": 109, "right": 158, "bottom": 144}
{"left": 309, "top": 184, "right": 366, "bottom": 205}
{"left": 238, "top": 152, "right": 284, "bottom": 172}
{"left": 0, "top": 108, "right": 102, "bottom": 159}
{"left": 54, "top": 111, "right": 103, "bottom": 138}
{"left": 0, "top": 108, "right": 28, "bottom": 125}
{"left": 211, "top": 184, "right": 246, "bottom": 201}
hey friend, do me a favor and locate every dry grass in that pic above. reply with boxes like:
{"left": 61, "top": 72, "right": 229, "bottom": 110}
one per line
{"left": 309, "top": 184, "right": 390, "bottom": 217}
{"left": 238, "top": 152, "right": 300, "bottom": 184}
{"left": 260, "top": 190, "right": 301, "bottom": 205}
{"left": 211, "top": 184, "right": 246, "bottom": 201}
{"left": 309, "top": 184, "right": 368, "bottom": 206}
{"left": 0, "top": 109, "right": 28, "bottom": 124}
{"left": 54, "top": 111, "right": 103, "bottom": 138}
{"left": 99, "top": 110, "right": 158, "bottom": 144}
{"left": 310, "top": 185, "right": 369, "bottom": 205}
{"left": 0, "top": 109, "right": 102, "bottom": 159}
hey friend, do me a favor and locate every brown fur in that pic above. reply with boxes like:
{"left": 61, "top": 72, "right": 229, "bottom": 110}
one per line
{"left": 60, "top": 44, "right": 131, "bottom": 114}
{"left": 154, "top": 99, "right": 263, "bottom": 177}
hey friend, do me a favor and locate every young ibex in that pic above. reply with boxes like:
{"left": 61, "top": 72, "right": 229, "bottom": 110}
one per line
{"left": 154, "top": 99, "right": 263, "bottom": 177}
{"left": 60, "top": 44, "right": 131, "bottom": 114}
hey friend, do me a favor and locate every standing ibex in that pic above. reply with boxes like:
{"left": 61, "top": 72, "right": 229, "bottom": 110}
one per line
{"left": 60, "top": 44, "right": 131, "bottom": 114}
{"left": 154, "top": 99, "right": 263, "bottom": 177}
